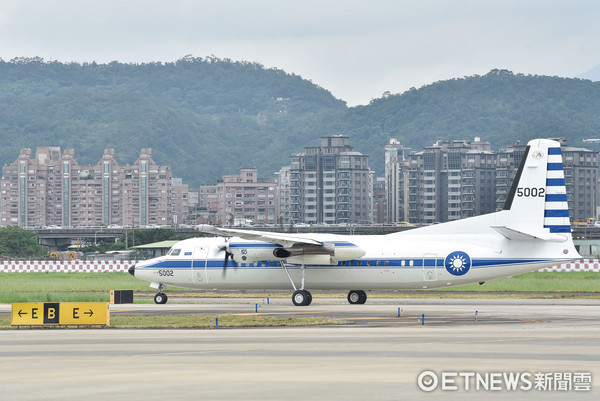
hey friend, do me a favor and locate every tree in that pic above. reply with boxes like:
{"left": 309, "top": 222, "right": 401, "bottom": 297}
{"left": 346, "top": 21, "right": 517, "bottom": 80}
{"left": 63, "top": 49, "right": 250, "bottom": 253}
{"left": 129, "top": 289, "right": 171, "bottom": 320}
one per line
{"left": 120, "top": 228, "right": 176, "bottom": 248}
{"left": 0, "top": 226, "right": 47, "bottom": 258}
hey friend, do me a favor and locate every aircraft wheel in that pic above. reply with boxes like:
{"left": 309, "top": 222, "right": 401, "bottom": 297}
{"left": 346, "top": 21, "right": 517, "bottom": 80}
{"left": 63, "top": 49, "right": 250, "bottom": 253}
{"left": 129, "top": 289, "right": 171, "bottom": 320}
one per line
{"left": 348, "top": 290, "right": 367, "bottom": 304}
{"left": 306, "top": 291, "right": 313, "bottom": 305}
{"left": 357, "top": 290, "right": 367, "bottom": 304}
{"left": 292, "top": 290, "right": 312, "bottom": 306}
{"left": 154, "top": 292, "right": 168, "bottom": 304}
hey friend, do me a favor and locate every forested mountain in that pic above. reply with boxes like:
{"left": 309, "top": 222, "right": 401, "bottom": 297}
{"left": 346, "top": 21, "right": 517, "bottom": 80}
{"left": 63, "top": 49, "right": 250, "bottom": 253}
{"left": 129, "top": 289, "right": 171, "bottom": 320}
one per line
{"left": 2, "top": 58, "right": 600, "bottom": 188}
{"left": 346, "top": 69, "right": 600, "bottom": 173}
{"left": 0, "top": 56, "right": 346, "bottom": 186}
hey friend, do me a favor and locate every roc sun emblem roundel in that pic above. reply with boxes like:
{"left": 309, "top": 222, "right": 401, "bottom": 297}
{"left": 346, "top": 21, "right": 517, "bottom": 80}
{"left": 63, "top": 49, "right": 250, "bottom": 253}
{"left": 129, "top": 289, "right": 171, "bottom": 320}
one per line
{"left": 444, "top": 251, "right": 471, "bottom": 276}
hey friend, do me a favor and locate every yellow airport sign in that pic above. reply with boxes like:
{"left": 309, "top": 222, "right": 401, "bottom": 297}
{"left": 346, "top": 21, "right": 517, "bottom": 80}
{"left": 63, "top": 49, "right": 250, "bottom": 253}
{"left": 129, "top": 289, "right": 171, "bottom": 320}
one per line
{"left": 60, "top": 302, "right": 110, "bottom": 325}
{"left": 11, "top": 303, "right": 51, "bottom": 325}
{"left": 11, "top": 302, "right": 109, "bottom": 326}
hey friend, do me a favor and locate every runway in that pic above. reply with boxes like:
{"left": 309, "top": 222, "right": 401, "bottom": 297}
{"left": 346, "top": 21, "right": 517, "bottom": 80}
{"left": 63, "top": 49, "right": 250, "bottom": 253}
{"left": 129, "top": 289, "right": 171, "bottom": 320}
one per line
{"left": 1, "top": 298, "right": 599, "bottom": 400}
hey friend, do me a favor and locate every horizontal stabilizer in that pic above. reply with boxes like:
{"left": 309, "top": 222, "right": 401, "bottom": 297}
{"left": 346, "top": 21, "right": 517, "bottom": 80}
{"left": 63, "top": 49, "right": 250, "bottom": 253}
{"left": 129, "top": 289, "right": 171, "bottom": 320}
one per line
{"left": 490, "top": 225, "right": 567, "bottom": 242}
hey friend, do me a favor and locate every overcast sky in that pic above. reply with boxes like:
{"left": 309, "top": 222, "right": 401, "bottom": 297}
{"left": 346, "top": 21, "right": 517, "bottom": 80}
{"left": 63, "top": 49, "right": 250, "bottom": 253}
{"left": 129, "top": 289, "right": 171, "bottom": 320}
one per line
{"left": 1, "top": 0, "right": 599, "bottom": 106}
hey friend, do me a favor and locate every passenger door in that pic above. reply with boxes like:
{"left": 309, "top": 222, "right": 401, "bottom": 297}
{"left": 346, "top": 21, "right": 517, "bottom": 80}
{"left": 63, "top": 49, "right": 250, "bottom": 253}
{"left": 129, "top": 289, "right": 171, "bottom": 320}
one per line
{"left": 422, "top": 253, "right": 438, "bottom": 281}
{"left": 191, "top": 246, "right": 209, "bottom": 286}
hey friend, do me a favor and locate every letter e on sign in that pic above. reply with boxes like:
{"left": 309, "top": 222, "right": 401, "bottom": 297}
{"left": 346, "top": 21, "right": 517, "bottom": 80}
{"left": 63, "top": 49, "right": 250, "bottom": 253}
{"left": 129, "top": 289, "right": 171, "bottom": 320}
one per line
{"left": 11, "top": 303, "right": 45, "bottom": 326}
{"left": 59, "top": 302, "right": 110, "bottom": 325}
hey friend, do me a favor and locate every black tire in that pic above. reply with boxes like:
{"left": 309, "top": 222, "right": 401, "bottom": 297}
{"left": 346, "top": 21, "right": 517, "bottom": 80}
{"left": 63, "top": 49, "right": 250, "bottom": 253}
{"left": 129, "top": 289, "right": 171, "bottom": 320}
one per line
{"left": 347, "top": 290, "right": 361, "bottom": 304}
{"left": 154, "top": 292, "right": 168, "bottom": 304}
{"left": 357, "top": 290, "right": 367, "bottom": 304}
{"left": 292, "top": 290, "right": 312, "bottom": 306}
{"left": 348, "top": 290, "right": 367, "bottom": 304}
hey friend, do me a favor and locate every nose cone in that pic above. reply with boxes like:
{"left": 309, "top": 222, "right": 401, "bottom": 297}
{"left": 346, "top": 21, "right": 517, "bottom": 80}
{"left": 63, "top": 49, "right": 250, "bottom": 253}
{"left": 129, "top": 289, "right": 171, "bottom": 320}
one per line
{"left": 128, "top": 264, "right": 136, "bottom": 277}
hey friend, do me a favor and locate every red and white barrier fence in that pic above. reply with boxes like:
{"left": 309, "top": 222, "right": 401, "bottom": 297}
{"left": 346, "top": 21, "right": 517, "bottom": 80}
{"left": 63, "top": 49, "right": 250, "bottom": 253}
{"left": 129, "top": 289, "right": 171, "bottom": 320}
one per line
{"left": 539, "top": 258, "right": 600, "bottom": 272}
{"left": 0, "top": 260, "right": 137, "bottom": 273}
{"left": 0, "top": 259, "right": 598, "bottom": 273}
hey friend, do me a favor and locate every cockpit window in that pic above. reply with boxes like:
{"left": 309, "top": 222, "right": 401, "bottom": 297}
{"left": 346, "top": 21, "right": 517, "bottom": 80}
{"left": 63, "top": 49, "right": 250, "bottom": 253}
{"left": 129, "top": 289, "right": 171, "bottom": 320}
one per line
{"left": 169, "top": 248, "right": 181, "bottom": 256}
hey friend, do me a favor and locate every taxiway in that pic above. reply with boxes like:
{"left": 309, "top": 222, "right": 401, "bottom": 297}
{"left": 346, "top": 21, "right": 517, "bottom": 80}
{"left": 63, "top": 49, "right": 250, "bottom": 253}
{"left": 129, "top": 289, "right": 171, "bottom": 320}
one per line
{"left": 1, "top": 298, "right": 598, "bottom": 400}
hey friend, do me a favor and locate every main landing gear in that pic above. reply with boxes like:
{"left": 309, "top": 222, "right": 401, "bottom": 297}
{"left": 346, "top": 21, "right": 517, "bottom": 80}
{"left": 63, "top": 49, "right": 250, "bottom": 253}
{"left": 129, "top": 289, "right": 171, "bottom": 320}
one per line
{"left": 281, "top": 262, "right": 313, "bottom": 306}
{"left": 292, "top": 289, "right": 312, "bottom": 306}
{"left": 280, "top": 262, "right": 367, "bottom": 306}
{"left": 347, "top": 290, "right": 367, "bottom": 304}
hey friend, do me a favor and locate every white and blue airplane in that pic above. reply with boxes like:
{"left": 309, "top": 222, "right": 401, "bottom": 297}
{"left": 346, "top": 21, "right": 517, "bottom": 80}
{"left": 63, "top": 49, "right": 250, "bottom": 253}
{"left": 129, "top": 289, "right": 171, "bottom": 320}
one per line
{"left": 129, "top": 138, "right": 579, "bottom": 306}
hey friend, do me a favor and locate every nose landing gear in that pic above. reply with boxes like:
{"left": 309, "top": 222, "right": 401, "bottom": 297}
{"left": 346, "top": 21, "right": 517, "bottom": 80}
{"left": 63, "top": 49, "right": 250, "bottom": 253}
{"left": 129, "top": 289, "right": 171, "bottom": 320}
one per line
{"left": 154, "top": 292, "right": 168, "bottom": 304}
{"left": 153, "top": 283, "right": 168, "bottom": 304}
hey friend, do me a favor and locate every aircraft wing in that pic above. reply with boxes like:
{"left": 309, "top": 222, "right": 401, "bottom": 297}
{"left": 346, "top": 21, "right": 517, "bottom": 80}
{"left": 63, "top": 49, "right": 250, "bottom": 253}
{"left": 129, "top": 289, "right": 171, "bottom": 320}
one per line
{"left": 195, "top": 225, "right": 323, "bottom": 248}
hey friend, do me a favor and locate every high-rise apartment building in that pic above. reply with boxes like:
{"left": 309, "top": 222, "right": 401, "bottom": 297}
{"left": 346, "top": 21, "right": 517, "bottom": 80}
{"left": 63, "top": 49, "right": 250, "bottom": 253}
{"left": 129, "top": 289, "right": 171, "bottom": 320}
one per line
{"left": 387, "top": 138, "right": 598, "bottom": 225}
{"left": 171, "top": 178, "right": 191, "bottom": 227}
{"left": 275, "top": 166, "right": 291, "bottom": 225}
{"left": 384, "top": 139, "right": 410, "bottom": 223}
{"left": 283, "top": 135, "right": 373, "bottom": 225}
{"left": 1, "top": 147, "right": 187, "bottom": 228}
{"left": 395, "top": 138, "right": 497, "bottom": 225}
{"left": 372, "top": 177, "right": 387, "bottom": 224}
{"left": 495, "top": 141, "right": 528, "bottom": 210}
{"left": 198, "top": 168, "right": 278, "bottom": 226}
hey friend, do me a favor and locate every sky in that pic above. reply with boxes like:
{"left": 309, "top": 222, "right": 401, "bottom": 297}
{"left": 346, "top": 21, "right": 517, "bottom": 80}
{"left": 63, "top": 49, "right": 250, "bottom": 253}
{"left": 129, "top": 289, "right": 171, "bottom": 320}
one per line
{"left": 1, "top": 0, "right": 599, "bottom": 106}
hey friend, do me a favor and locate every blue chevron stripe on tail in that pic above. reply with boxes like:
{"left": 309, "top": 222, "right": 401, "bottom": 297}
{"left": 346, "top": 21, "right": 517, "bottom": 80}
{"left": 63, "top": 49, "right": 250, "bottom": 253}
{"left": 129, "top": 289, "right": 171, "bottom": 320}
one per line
{"left": 544, "top": 146, "right": 571, "bottom": 233}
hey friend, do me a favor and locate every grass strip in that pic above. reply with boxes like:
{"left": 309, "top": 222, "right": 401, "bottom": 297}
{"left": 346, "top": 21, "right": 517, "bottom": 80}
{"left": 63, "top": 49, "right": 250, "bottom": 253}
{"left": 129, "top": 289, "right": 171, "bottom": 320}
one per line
{"left": 0, "top": 314, "right": 350, "bottom": 329}
{"left": 0, "top": 271, "right": 598, "bottom": 304}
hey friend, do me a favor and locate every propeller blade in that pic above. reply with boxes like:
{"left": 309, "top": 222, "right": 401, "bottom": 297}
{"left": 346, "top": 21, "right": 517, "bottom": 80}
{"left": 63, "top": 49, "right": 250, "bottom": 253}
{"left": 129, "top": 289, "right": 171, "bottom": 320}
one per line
{"left": 218, "top": 240, "right": 234, "bottom": 276}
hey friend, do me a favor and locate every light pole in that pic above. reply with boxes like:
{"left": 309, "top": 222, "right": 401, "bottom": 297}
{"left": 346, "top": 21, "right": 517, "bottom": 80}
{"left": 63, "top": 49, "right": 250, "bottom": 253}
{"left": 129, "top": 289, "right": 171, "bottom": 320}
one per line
{"left": 94, "top": 228, "right": 102, "bottom": 246}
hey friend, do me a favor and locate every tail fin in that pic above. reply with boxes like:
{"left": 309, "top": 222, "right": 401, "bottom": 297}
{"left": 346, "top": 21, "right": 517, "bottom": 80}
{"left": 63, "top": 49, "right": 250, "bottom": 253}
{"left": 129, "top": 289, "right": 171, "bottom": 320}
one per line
{"left": 493, "top": 139, "right": 571, "bottom": 242}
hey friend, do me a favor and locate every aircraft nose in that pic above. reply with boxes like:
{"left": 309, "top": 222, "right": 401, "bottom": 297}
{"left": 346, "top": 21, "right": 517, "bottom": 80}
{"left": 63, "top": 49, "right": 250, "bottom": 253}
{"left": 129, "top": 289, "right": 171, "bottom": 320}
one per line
{"left": 128, "top": 264, "right": 136, "bottom": 277}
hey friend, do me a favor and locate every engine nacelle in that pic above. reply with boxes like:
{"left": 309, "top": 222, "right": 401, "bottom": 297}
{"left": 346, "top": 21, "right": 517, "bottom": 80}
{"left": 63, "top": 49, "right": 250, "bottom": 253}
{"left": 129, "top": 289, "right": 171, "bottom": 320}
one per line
{"left": 225, "top": 240, "right": 365, "bottom": 265}
{"left": 273, "top": 242, "right": 365, "bottom": 265}
{"left": 228, "top": 247, "right": 275, "bottom": 264}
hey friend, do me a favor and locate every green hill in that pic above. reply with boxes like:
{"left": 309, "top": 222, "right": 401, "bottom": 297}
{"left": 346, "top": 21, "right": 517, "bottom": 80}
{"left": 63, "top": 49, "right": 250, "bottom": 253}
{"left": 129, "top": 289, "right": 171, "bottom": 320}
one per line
{"left": 344, "top": 69, "right": 600, "bottom": 173}
{"left": 0, "top": 56, "right": 346, "bottom": 186}
{"left": 2, "top": 59, "right": 600, "bottom": 187}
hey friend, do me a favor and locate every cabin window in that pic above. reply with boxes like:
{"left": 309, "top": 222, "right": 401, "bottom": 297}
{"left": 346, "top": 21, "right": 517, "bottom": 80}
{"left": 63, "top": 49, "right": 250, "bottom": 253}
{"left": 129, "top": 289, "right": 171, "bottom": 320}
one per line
{"left": 384, "top": 260, "right": 389, "bottom": 266}
{"left": 366, "top": 260, "right": 371, "bottom": 266}
{"left": 376, "top": 260, "right": 381, "bottom": 266}
{"left": 401, "top": 260, "right": 405, "bottom": 267}
{"left": 357, "top": 261, "right": 362, "bottom": 266}
{"left": 409, "top": 260, "right": 414, "bottom": 266}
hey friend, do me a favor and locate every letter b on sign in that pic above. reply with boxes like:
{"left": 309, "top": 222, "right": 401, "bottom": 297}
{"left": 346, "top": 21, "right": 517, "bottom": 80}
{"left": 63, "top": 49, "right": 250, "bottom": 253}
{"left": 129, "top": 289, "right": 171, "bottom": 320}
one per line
{"left": 44, "top": 303, "right": 60, "bottom": 324}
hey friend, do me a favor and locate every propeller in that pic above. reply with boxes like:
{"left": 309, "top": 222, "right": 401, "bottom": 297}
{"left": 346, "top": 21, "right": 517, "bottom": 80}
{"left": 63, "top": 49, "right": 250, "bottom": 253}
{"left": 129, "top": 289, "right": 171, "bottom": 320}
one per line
{"left": 218, "top": 238, "right": 234, "bottom": 276}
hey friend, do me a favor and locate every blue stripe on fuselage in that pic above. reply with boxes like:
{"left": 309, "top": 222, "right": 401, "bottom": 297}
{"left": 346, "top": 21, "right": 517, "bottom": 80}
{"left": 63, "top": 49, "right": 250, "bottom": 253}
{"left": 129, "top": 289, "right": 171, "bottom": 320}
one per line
{"left": 138, "top": 257, "right": 557, "bottom": 270}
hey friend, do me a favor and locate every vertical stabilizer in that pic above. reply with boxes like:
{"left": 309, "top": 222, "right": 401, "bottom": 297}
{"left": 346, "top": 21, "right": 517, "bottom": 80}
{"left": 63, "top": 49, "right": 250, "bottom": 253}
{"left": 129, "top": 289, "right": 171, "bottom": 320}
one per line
{"left": 494, "top": 139, "right": 570, "bottom": 241}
